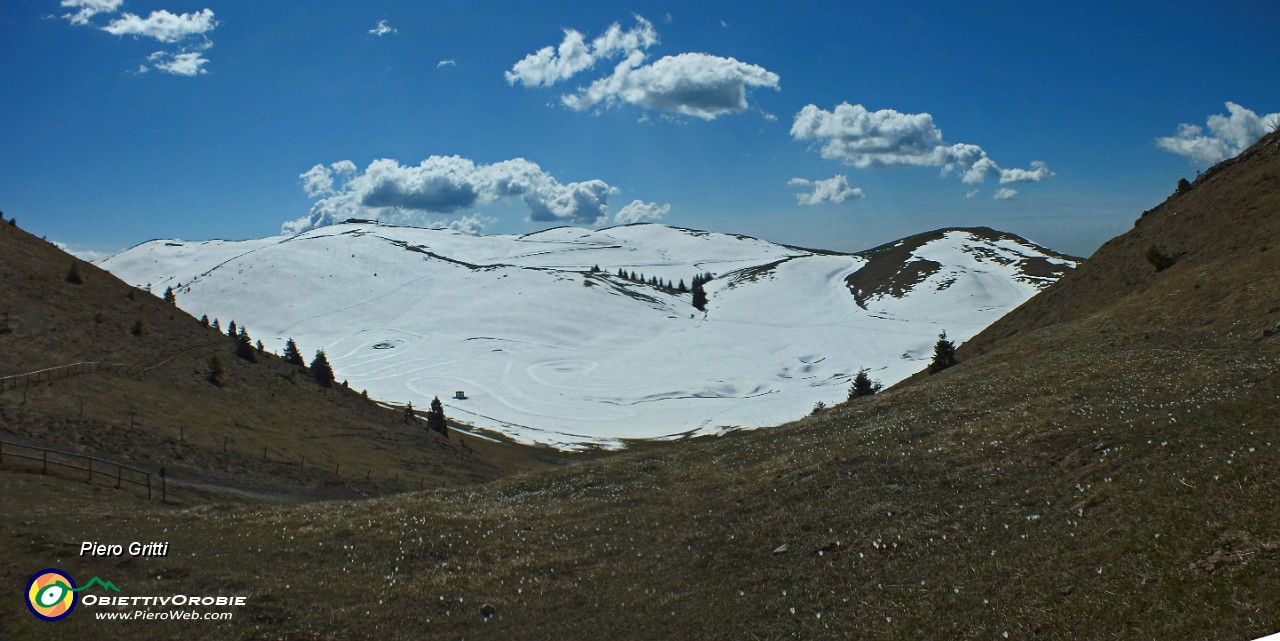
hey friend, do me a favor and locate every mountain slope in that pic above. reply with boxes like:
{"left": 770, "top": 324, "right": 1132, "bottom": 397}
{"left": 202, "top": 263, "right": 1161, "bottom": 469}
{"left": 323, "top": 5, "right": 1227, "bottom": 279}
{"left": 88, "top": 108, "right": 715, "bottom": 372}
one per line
{"left": 0, "top": 218, "right": 541, "bottom": 503}
{"left": 101, "top": 223, "right": 1076, "bottom": 448}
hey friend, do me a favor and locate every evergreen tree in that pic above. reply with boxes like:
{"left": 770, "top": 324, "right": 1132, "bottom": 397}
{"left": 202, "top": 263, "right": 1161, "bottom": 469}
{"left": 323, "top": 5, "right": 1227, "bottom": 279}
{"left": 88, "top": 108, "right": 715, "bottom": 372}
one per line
{"left": 928, "top": 331, "right": 959, "bottom": 374}
{"left": 212, "top": 318, "right": 221, "bottom": 332}
{"left": 692, "top": 282, "right": 708, "bottom": 311}
{"left": 163, "top": 286, "right": 176, "bottom": 305}
{"left": 207, "top": 355, "right": 224, "bottom": 387}
{"left": 200, "top": 314, "right": 209, "bottom": 328}
{"left": 256, "top": 339, "right": 266, "bottom": 354}
{"left": 677, "top": 279, "right": 687, "bottom": 292}
{"left": 310, "top": 350, "right": 334, "bottom": 387}
{"left": 591, "top": 264, "right": 600, "bottom": 273}
{"left": 65, "top": 262, "right": 83, "bottom": 285}
{"left": 227, "top": 320, "right": 237, "bottom": 338}
{"left": 130, "top": 319, "right": 143, "bottom": 337}
{"left": 428, "top": 396, "right": 448, "bottom": 437}
{"left": 848, "top": 368, "right": 883, "bottom": 400}
{"left": 235, "top": 327, "right": 256, "bottom": 363}
{"left": 404, "top": 401, "right": 415, "bottom": 423}
{"left": 617, "top": 268, "right": 625, "bottom": 278}
{"left": 283, "top": 338, "right": 305, "bottom": 367}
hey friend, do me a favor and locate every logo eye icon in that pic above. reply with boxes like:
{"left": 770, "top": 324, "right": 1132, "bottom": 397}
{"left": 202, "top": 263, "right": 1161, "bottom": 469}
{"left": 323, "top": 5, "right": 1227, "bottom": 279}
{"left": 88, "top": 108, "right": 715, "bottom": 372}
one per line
{"left": 26, "top": 569, "right": 77, "bottom": 621}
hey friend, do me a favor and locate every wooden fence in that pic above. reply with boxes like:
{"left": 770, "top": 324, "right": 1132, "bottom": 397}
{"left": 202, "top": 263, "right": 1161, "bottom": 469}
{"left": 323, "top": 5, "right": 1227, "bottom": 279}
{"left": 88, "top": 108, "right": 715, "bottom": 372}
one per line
{"left": 0, "top": 440, "right": 152, "bottom": 499}
{"left": 0, "top": 361, "right": 142, "bottom": 392}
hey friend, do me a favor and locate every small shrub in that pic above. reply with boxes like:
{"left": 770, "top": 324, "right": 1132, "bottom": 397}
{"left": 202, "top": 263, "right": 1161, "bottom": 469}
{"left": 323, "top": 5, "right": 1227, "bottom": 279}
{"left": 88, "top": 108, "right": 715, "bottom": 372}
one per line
{"left": 65, "top": 262, "right": 83, "bottom": 285}
{"left": 130, "top": 319, "right": 143, "bottom": 337}
{"left": 207, "top": 355, "right": 225, "bottom": 387}
{"left": 1146, "top": 246, "right": 1178, "bottom": 272}
{"left": 811, "top": 401, "right": 827, "bottom": 415}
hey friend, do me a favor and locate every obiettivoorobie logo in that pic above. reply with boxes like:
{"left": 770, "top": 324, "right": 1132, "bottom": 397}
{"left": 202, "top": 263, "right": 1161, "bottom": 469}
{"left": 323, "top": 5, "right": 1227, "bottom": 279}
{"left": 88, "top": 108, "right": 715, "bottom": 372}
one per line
{"left": 25, "top": 569, "right": 120, "bottom": 621}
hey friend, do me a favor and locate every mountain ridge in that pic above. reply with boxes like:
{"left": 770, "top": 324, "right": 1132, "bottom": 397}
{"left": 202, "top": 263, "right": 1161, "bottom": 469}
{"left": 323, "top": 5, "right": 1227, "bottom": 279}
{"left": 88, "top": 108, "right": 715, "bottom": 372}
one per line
{"left": 100, "top": 222, "right": 1077, "bottom": 448}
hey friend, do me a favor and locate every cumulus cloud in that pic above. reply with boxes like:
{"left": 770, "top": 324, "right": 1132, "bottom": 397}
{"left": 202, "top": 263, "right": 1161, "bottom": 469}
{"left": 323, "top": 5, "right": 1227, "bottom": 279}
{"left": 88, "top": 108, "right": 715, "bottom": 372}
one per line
{"left": 787, "top": 175, "right": 864, "bottom": 205}
{"left": 564, "top": 52, "right": 780, "bottom": 120}
{"left": 965, "top": 189, "right": 979, "bottom": 198}
{"left": 60, "top": 0, "right": 123, "bottom": 25}
{"left": 53, "top": 241, "right": 114, "bottom": 262}
{"left": 102, "top": 8, "right": 217, "bottom": 43}
{"left": 510, "top": 16, "right": 777, "bottom": 120}
{"left": 998, "top": 160, "right": 1053, "bottom": 184}
{"left": 429, "top": 214, "right": 494, "bottom": 236}
{"left": 506, "top": 16, "right": 658, "bottom": 87}
{"left": 369, "top": 19, "right": 397, "bottom": 36}
{"left": 614, "top": 200, "right": 671, "bottom": 224}
{"left": 437, "top": 59, "right": 457, "bottom": 68}
{"left": 285, "top": 156, "right": 620, "bottom": 234}
{"left": 993, "top": 187, "right": 1018, "bottom": 200}
{"left": 61, "top": 3, "right": 219, "bottom": 76}
{"left": 791, "top": 102, "right": 1051, "bottom": 190}
{"left": 146, "top": 50, "right": 209, "bottom": 76}
{"left": 1156, "top": 102, "right": 1280, "bottom": 166}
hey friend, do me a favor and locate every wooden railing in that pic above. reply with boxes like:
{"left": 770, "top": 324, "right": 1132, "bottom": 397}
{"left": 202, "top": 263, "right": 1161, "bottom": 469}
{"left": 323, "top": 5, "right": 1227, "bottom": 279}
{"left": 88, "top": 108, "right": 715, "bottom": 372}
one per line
{"left": 0, "top": 361, "right": 142, "bottom": 392}
{"left": 0, "top": 440, "right": 152, "bottom": 499}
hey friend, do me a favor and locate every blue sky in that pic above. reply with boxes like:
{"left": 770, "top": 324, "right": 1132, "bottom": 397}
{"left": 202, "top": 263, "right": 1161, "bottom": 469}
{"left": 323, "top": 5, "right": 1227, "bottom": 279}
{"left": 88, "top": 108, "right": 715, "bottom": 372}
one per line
{"left": 2, "top": 1, "right": 1277, "bottom": 259}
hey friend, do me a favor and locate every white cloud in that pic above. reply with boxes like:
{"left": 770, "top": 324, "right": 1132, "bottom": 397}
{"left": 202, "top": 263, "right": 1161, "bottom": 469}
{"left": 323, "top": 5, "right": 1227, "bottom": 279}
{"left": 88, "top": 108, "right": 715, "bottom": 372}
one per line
{"left": 787, "top": 175, "right": 864, "bottom": 205}
{"left": 369, "top": 19, "right": 397, "bottom": 36}
{"left": 993, "top": 187, "right": 1018, "bottom": 200}
{"left": 102, "top": 9, "right": 217, "bottom": 43}
{"left": 60, "top": 0, "right": 123, "bottom": 25}
{"left": 966, "top": 189, "right": 979, "bottom": 198}
{"left": 564, "top": 52, "right": 779, "bottom": 120}
{"left": 429, "top": 214, "right": 494, "bottom": 236}
{"left": 614, "top": 200, "right": 671, "bottom": 224}
{"left": 1156, "top": 102, "right": 1280, "bottom": 166}
{"left": 53, "top": 241, "right": 114, "bottom": 262}
{"left": 791, "top": 102, "right": 1051, "bottom": 190}
{"left": 506, "top": 16, "right": 657, "bottom": 87}
{"left": 437, "top": 59, "right": 457, "bottom": 68}
{"left": 285, "top": 156, "right": 620, "bottom": 234}
{"left": 998, "top": 160, "right": 1053, "bottom": 184}
{"left": 146, "top": 50, "right": 209, "bottom": 76}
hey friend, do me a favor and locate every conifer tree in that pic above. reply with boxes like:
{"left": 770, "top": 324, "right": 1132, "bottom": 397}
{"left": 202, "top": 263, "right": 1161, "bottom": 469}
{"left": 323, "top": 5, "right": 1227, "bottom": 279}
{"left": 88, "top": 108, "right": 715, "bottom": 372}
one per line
{"left": 310, "top": 350, "right": 334, "bottom": 387}
{"left": 848, "top": 368, "right": 883, "bottom": 400}
{"left": 692, "top": 282, "right": 708, "bottom": 311}
{"left": 928, "top": 331, "right": 959, "bottom": 374}
{"left": 256, "top": 339, "right": 266, "bottom": 354}
{"left": 163, "top": 286, "right": 176, "bottom": 304}
{"left": 428, "top": 396, "right": 448, "bottom": 437}
{"left": 678, "top": 279, "right": 686, "bottom": 292}
{"left": 227, "top": 320, "right": 237, "bottom": 338}
{"left": 212, "top": 318, "right": 221, "bottom": 332}
{"left": 283, "top": 338, "right": 305, "bottom": 367}
{"left": 130, "top": 319, "right": 143, "bottom": 337}
{"left": 235, "top": 327, "right": 256, "bottom": 363}
{"left": 404, "top": 401, "right": 415, "bottom": 423}
{"left": 200, "top": 314, "right": 209, "bottom": 328}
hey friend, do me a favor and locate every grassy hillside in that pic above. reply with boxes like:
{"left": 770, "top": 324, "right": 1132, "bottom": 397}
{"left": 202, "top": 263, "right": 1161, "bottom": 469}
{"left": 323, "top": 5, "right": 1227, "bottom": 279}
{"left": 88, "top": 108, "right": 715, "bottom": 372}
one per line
{"left": 0, "top": 220, "right": 560, "bottom": 504}
{"left": 2, "top": 133, "right": 1278, "bottom": 639}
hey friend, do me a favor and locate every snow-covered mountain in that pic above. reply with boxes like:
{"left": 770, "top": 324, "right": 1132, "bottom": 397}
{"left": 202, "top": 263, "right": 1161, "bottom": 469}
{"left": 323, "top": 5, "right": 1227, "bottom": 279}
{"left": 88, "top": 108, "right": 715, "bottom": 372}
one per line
{"left": 100, "top": 222, "right": 1078, "bottom": 449}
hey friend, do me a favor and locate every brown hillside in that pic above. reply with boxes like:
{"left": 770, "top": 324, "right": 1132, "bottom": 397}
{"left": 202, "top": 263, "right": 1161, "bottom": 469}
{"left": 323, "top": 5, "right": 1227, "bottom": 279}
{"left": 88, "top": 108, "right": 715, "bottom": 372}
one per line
{"left": 964, "top": 130, "right": 1280, "bottom": 357}
{"left": 0, "top": 220, "right": 554, "bottom": 502}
